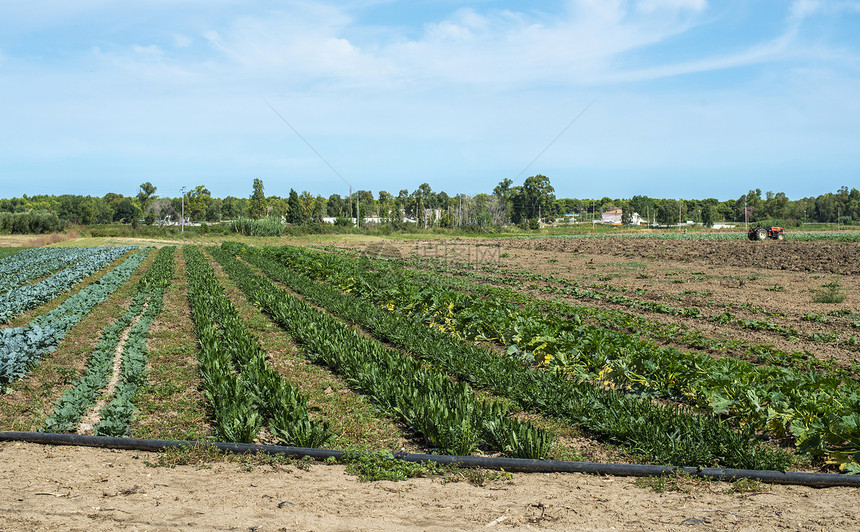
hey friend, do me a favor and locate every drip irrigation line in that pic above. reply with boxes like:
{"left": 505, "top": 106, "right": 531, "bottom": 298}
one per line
{"left": 1, "top": 432, "right": 857, "bottom": 487}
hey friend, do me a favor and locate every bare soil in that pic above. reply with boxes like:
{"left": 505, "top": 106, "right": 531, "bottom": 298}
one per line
{"left": 2, "top": 441, "right": 858, "bottom": 531}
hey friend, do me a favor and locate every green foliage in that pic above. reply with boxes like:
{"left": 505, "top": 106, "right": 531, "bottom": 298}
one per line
{"left": 250, "top": 243, "right": 860, "bottom": 471}
{"left": 813, "top": 278, "right": 846, "bottom": 304}
{"left": 0, "top": 210, "right": 65, "bottom": 234}
{"left": 1, "top": 248, "right": 149, "bottom": 387}
{"left": 338, "top": 450, "right": 447, "bottom": 482}
{"left": 183, "top": 246, "right": 330, "bottom": 446}
{"left": 211, "top": 245, "right": 550, "bottom": 458}
{"left": 43, "top": 247, "right": 175, "bottom": 435}
{"left": 0, "top": 246, "right": 134, "bottom": 323}
{"left": 224, "top": 243, "right": 791, "bottom": 470}
{"left": 230, "top": 216, "right": 284, "bottom": 236}
{"left": 248, "top": 178, "right": 267, "bottom": 219}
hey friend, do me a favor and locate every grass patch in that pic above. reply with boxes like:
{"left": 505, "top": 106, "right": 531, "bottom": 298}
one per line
{"left": 0, "top": 247, "right": 26, "bottom": 259}
{"left": 130, "top": 248, "right": 212, "bottom": 441}
{"left": 634, "top": 471, "right": 766, "bottom": 494}
{"left": 812, "top": 278, "right": 846, "bottom": 304}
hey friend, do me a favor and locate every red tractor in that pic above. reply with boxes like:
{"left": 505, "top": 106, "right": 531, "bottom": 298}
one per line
{"left": 747, "top": 226, "right": 785, "bottom": 241}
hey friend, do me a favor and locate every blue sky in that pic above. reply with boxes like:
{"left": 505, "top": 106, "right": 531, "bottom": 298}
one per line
{"left": 1, "top": 0, "right": 858, "bottom": 201}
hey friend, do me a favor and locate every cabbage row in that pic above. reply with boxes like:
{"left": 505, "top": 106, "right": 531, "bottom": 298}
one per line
{"left": 0, "top": 246, "right": 137, "bottom": 323}
{"left": 0, "top": 248, "right": 150, "bottom": 387}
{"left": 44, "top": 247, "right": 175, "bottom": 435}
{"left": 0, "top": 247, "right": 107, "bottom": 293}
{"left": 184, "top": 246, "right": 331, "bottom": 447}
{"left": 210, "top": 245, "right": 552, "bottom": 458}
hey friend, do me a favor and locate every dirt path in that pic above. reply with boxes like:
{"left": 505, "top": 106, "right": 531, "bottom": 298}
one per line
{"left": 1, "top": 442, "right": 857, "bottom": 531}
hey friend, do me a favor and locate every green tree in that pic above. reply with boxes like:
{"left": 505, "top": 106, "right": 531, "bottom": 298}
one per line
{"left": 701, "top": 204, "right": 715, "bottom": 228}
{"left": 511, "top": 174, "right": 555, "bottom": 225}
{"left": 656, "top": 199, "right": 678, "bottom": 227}
{"left": 205, "top": 198, "right": 223, "bottom": 222}
{"left": 248, "top": 178, "right": 267, "bottom": 219}
{"left": 115, "top": 198, "right": 139, "bottom": 224}
{"left": 137, "top": 182, "right": 157, "bottom": 212}
{"left": 187, "top": 185, "right": 212, "bottom": 222}
{"left": 287, "top": 189, "right": 301, "bottom": 224}
{"left": 312, "top": 195, "right": 326, "bottom": 222}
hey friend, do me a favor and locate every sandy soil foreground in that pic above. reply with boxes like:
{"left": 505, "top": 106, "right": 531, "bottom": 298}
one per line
{"left": 1, "top": 442, "right": 857, "bottom": 531}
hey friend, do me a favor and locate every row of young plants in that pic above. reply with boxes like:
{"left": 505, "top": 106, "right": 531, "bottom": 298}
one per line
{"left": 209, "top": 245, "right": 552, "bottom": 458}
{"left": 0, "top": 248, "right": 151, "bottom": 387}
{"left": 44, "top": 246, "right": 175, "bottom": 435}
{"left": 393, "top": 252, "right": 855, "bottom": 349}
{"left": 225, "top": 242, "right": 789, "bottom": 470}
{"left": 258, "top": 244, "right": 859, "bottom": 472}
{"left": 0, "top": 246, "right": 137, "bottom": 323}
{"left": 352, "top": 249, "right": 856, "bottom": 375}
{"left": 183, "top": 246, "right": 332, "bottom": 447}
{"left": 513, "top": 232, "right": 860, "bottom": 242}
{"left": 0, "top": 246, "right": 106, "bottom": 293}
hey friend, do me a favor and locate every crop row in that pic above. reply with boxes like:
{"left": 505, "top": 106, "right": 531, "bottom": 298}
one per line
{"left": 514, "top": 232, "right": 860, "bottom": 242}
{"left": 253, "top": 244, "right": 859, "bottom": 472}
{"left": 378, "top": 251, "right": 857, "bottom": 352}
{"left": 44, "top": 246, "right": 175, "bottom": 435}
{"left": 340, "top": 244, "right": 858, "bottom": 370}
{"left": 183, "top": 246, "right": 331, "bottom": 447}
{"left": 0, "top": 247, "right": 108, "bottom": 293}
{"left": 210, "top": 245, "right": 552, "bottom": 458}
{"left": 0, "top": 248, "right": 151, "bottom": 387}
{"left": 224, "top": 242, "right": 790, "bottom": 470}
{"left": 0, "top": 246, "right": 137, "bottom": 323}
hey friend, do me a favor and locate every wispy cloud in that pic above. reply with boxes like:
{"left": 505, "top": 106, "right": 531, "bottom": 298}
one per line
{"left": 0, "top": 0, "right": 857, "bottom": 198}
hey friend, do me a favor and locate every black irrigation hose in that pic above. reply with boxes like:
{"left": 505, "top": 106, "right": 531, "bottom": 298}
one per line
{"left": 2, "top": 431, "right": 858, "bottom": 487}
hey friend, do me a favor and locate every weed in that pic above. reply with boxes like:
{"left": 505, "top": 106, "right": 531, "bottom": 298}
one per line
{"left": 634, "top": 471, "right": 710, "bottom": 493}
{"left": 813, "top": 278, "right": 846, "bottom": 304}
{"left": 338, "top": 450, "right": 447, "bottom": 482}
{"left": 765, "top": 284, "right": 784, "bottom": 292}
{"left": 447, "top": 467, "right": 513, "bottom": 486}
{"left": 723, "top": 477, "right": 766, "bottom": 494}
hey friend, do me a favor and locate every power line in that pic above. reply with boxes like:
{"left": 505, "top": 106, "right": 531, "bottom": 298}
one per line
{"left": 264, "top": 99, "right": 352, "bottom": 191}
{"left": 512, "top": 101, "right": 593, "bottom": 182}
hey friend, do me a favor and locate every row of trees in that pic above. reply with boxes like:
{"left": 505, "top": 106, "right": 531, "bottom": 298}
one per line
{"left": 2, "top": 179, "right": 858, "bottom": 230}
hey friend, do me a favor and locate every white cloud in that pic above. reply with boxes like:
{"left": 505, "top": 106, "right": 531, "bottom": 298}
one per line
{"left": 172, "top": 33, "right": 193, "bottom": 49}
{"left": 636, "top": 0, "right": 707, "bottom": 14}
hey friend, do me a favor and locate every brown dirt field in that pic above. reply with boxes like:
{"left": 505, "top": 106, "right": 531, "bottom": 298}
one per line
{"left": 2, "top": 441, "right": 858, "bottom": 531}
{"left": 499, "top": 236, "right": 860, "bottom": 274}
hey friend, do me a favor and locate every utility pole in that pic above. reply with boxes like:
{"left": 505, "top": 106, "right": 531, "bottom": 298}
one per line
{"left": 678, "top": 201, "right": 682, "bottom": 232}
{"left": 744, "top": 199, "right": 748, "bottom": 233}
{"left": 180, "top": 186, "right": 186, "bottom": 233}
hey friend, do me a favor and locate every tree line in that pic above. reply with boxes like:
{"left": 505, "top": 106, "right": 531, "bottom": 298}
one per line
{"left": 1, "top": 177, "right": 858, "bottom": 234}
